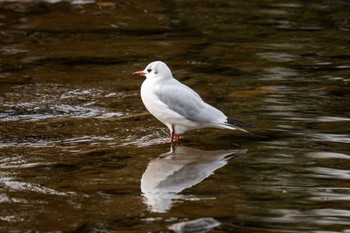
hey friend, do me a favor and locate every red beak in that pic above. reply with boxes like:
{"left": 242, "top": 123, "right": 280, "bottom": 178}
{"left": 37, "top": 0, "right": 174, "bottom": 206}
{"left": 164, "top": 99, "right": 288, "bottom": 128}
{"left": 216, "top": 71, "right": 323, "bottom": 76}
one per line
{"left": 133, "top": 71, "right": 146, "bottom": 76}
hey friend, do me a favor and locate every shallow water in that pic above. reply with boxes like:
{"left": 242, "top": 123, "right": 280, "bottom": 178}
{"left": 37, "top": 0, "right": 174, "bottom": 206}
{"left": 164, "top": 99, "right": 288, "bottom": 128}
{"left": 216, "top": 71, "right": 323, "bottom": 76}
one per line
{"left": 1, "top": 0, "right": 350, "bottom": 232}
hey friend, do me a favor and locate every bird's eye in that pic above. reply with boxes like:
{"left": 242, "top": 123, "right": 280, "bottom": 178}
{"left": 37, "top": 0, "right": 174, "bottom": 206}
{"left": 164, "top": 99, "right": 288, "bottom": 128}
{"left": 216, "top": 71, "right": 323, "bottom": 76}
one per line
{"left": 147, "top": 69, "right": 152, "bottom": 73}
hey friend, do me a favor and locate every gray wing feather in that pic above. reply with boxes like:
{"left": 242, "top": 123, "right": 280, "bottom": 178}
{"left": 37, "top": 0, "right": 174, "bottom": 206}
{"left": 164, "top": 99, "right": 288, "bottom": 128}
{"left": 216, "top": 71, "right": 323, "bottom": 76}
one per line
{"left": 155, "top": 80, "right": 224, "bottom": 123}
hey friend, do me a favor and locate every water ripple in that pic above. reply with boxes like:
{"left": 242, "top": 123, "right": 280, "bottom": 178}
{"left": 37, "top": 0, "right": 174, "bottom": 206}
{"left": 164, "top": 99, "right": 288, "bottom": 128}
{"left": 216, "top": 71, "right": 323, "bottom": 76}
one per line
{"left": 307, "top": 167, "right": 350, "bottom": 180}
{"left": 311, "top": 133, "right": 350, "bottom": 144}
{"left": 267, "top": 208, "right": 350, "bottom": 225}
{"left": 0, "top": 103, "right": 122, "bottom": 122}
{"left": 306, "top": 152, "right": 350, "bottom": 159}
{"left": 258, "top": 52, "right": 299, "bottom": 62}
{"left": 0, "top": 175, "right": 74, "bottom": 198}
{"left": 309, "top": 188, "right": 350, "bottom": 201}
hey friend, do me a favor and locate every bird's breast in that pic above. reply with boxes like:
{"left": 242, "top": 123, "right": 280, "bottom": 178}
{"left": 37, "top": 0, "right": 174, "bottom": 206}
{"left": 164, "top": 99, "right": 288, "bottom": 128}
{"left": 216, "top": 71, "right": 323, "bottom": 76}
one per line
{"left": 141, "top": 81, "right": 164, "bottom": 115}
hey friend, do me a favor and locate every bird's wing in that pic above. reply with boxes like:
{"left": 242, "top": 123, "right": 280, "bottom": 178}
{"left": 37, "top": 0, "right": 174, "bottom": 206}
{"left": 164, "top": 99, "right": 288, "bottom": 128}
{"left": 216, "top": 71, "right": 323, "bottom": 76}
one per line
{"left": 154, "top": 80, "right": 226, "bottom": 123}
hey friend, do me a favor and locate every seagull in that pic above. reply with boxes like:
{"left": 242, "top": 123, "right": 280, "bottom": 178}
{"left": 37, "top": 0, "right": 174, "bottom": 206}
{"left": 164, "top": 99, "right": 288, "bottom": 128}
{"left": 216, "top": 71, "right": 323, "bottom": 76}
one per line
{"left": 133, "top": 61, "right": 255, "bottom": 144}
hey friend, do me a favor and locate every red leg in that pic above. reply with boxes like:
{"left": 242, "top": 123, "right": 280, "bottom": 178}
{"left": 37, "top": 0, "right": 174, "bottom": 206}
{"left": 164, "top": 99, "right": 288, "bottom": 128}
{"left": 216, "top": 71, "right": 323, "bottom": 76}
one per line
{"left": 170, "top": 125, "right": 181, "bottom": 145}
{"left": 176, "top": 134, "right": 180, "bottom": 145}
{"left": 170, "top": 125, "right": 175, "bottom": 143}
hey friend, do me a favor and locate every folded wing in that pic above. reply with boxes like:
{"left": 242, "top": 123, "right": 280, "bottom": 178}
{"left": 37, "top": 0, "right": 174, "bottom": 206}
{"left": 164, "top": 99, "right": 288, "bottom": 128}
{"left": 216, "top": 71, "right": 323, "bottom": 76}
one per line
{"left": 155, "top": 80, "right": 227, "bottom": 124}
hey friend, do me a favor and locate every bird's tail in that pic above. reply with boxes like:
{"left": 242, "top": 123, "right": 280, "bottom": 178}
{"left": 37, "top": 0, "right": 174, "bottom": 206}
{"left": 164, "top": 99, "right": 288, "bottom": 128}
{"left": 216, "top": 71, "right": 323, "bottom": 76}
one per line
{"left": 220, "top": 117, "right": 256, "bottom": 133}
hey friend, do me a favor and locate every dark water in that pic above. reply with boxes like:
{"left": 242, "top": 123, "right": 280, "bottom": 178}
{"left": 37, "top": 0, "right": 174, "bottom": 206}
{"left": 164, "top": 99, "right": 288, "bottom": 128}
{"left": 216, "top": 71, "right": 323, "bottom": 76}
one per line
{"left": 1, "top": 0, "right": 350, "bottom": 232}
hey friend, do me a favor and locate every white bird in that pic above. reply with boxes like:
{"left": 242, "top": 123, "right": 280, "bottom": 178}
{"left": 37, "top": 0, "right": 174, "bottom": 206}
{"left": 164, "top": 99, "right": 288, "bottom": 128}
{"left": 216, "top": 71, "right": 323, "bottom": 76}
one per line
{"left": 133, "top": 61, "right": 255, "bottom": 144}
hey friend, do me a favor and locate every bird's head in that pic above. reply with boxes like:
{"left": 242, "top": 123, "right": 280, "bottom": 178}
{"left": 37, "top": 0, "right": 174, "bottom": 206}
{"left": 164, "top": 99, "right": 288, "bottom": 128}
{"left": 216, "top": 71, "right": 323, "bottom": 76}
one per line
{"left": 133, "top": 61, "right": 173, "bottom": 81}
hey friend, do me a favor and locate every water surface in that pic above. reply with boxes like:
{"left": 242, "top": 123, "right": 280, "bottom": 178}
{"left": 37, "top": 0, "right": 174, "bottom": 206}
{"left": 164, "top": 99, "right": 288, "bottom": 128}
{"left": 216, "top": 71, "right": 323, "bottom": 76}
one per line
{"left": 1, "top": 0, "right": 350, "bottom": 232}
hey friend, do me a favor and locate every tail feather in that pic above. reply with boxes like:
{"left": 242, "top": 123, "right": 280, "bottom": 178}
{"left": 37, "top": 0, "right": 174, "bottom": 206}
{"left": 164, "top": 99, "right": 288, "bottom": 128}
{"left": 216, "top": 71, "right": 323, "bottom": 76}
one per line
{"left": 220, "top": 123, "right": 248, "bottom": 133}
{"left": 226, "top": 117, "right": 256, "bottom": 129}
{"left": 209, "top": 117, "right": 256, "bottom": 133}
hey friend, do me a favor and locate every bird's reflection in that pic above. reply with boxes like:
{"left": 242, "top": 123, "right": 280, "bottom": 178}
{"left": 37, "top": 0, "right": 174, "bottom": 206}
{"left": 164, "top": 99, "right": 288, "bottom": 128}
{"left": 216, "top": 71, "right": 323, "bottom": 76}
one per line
{"left": 141, "top": 146, "right": 247, "bottom": 213}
